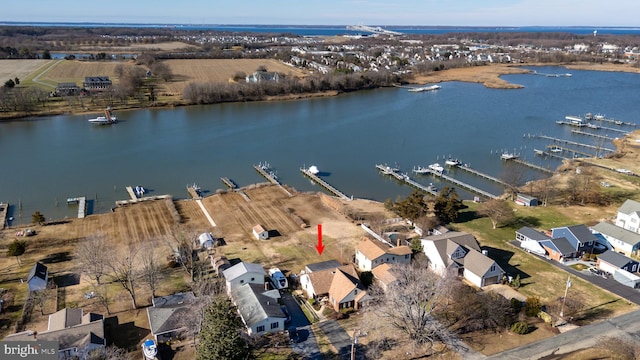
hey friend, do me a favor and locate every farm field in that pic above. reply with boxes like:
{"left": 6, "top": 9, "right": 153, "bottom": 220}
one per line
{"left": 0, "top": 60, "right": 53, "bottom": 83}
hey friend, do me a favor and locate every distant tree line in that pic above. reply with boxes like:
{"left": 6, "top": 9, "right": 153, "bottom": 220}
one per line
{"left": 182, "top": 70, "right": 404, "bottom": 105}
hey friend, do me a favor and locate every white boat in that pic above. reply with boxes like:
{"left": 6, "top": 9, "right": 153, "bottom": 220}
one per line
{"left": 586, "top": 123, "right": 600, "bottom": 129}
{"left": 269, "top": 268, "right": 288, "bottom": 289}
{"left": 142, "top": 339, "right": 157, "bottom": 360}
{"left": 550, "top": 146, "right": 563, "bottom": 153}
{"left": 308, "top": 165, "right": 320, "bottom": 175}
{"left": 428, "top": 163, "right": 444, "bottom": 173}
{"left": 412, "top": 166, "right": 430, "bottom": 174}
{"left": 500, "top": 153, "right": 519, "bottom": 160}
{"left": 565, "top": 115, "right": 584, "bottom": 125}
{"left": 135, "top": 185, "right": 146, "bottom": 197}
{"left": 88, "top": 107, "right": 117, "bottom": 124}
{"left": 444, "top": 158, "right": 461, "bottom": 166}
{"left": 408, "top": 85, "right": 441, "bottom": 92}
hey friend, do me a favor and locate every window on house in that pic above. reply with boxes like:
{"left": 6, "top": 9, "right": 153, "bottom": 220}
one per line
{"left": 251, "top": 277, "right": 255, "bottom": 281}
{"left": 240, "top": 280, "right": 244, "bottom": 284}
{"left": 405, "top": 255, "right": 409, "bottom": 259}
{"left": 392, "top": 257, "right": 395, "bottom": 261}
{"left": 256, "top": 325, "right": 265, "bottom": 333}
{"left": 490, "top": 265, "right": 495, "bottom": 272}
{"left": 271, "top": 322, "right": 279, "bottom": 329}
{"left": 354, "top": 289, "right": 358, "bottom": 295}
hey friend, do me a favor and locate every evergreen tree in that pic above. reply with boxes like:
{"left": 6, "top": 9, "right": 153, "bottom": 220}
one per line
{"left": 7, "top": 239, "right": 27, "bottom": 266}
{"left": 433, "top": 187, "right": 464, "bottom": 224}
{"left": 197, "top": 297, "right": 250, "bottom": 360}
{"left": 32, "top": 211, "right": 45, "bottom": 225}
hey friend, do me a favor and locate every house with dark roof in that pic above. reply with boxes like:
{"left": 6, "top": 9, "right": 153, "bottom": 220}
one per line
{"left": 615, "top": 199, "right": 640, "bottom": 233}
{"left": 4, "top": 307, "right": 105, "bottom": 359}
{"left": 223, "top": 262, "right": 266, "bottom": 293}
{"left": 592, "top": 222, "right": 640, "bottom": 256}
{"left": 305, "top": 260, "right": 342, "bottom": 273}
{"left": 147, "top": 292, "right": 196, "bottom": 342}
{"left": 82, "top": 76, "right": 112, "bottom": 91}
{"left": 597, "top": 250, "right": 639, "bottom": 274}
{"left": 354, "top": 238, "right": 411, "bottom": 271}
{"left": 551, "top": 224, "right": 596, "bottom": 254}
{"left": 27, "top": 262, "right": 48, "bottom": 292}
{"left": 539, "top": 237, "right": 579, "bottom": 262}
{"left": 230, "top": 283, "right": 287, "bottom": 336}
{"left": 421, "top": 232, "right": 504, "bottom": 287}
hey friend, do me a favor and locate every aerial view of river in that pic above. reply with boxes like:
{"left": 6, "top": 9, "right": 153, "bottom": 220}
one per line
{"left": 2, "top": 66, "right": 640, "bottom": 224}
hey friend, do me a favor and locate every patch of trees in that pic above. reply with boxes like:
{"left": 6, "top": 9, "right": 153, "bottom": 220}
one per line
{"left": 433, "top": 186, "right": 465, "bottom": 224}
{"left": 183, "top": 70, "right": 403, "bottom": 105}
{"left": 197, "top": 297, "right": 251, "bottom": 360}
{"left": 0, "top": 86, "right": 49, "bottom": 114}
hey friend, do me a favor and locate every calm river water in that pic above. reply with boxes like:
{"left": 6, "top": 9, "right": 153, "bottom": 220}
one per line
{"left": 2, "top": 66, "right": 640, "bottom": 224}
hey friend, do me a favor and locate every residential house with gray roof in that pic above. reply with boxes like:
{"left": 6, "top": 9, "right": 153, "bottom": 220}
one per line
{"left": 230, "top": 283, "right": 287, "bottom": 336}
{"left": 597, "top": 250, "right": 639, "bottom": 274}
{"left": 551, "top": 224, "right": 596, "bottom": 254}
{"left": 592, "top": 222, "right": 640, "bottom": 256}
{"left": 223, "top": 262, "right": 267, "bottom": 293}
{"left": 147, "top": 292, "right": 196, "bottom": 342}
{"left": 615, "top": 199, "right": 640, "bottom": 233}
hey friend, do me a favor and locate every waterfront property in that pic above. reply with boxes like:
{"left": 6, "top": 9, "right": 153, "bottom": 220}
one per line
{"left": 230, "top": 283, "right": 287, "bottom": 336}
{"left": 354, "top": 238, "right": 411, "bottom": 272}
{"left": 223, "top": 261, "right": 267, "bottom": 293}
{"left": 147, "top": 292, "right": 196, "bottom": 342}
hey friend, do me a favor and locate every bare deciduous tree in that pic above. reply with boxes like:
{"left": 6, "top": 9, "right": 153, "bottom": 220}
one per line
{"left": 106, "top": 245, "right": 140, "bottom": 310}
{"left": 478, "top": 199, "right": 515, "bottom": 229}
{"left": 367, "top": 262, "right": 457, "bottom": 351}
{"left": 165, "top": 225, "right": 200, "bottom": 282}
{"left": 76, "top": 235, "right": 108, "bottom": 285}
{"left": 139, "top": 242, "right": 162, "bottom": 299}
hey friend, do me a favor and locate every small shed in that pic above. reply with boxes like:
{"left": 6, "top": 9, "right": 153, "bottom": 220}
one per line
{"left": 27, "top": 262, "right": 48, "bottom": 292}
{"left": 198, "top": 232, "right": 215, "bottom": 250}
{"left": 253, "top": 225, "right": 269, "bottom": 240}
{"left": 613, "top": 269, "right": 640, "bottom": 288}
{"left": 515, "top": 194, "right": 539, "bottom": 207}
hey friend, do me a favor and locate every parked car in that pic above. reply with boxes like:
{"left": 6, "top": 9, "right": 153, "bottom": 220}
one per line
{"left": 588, "top": 267, "right": 607, "bottom": 278}
{"left": 285, "top": 326, "right": 298, "bottom": 343}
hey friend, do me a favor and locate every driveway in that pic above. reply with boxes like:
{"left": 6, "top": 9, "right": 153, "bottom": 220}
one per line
{"left": 317, "top": 320, "right": 353, "bottom": 359}
{"left": 281, "top": 292, "right": 322, "bottom": 360}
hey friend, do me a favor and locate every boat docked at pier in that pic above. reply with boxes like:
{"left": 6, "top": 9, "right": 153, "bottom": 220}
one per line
{"left": 142, "top": 339, "right": 157, "bottom": 359}
{"left": 428, "top": 163, "right": 444, "bottom": 173}
{"left": 408, "top": 85, "right": 441, "bottom": 92}
{"left": 500, "top": 152, "right": 519, "bottom": 160}
{"left": 445, "top": 158, "right": 462, "bottom": 166}
{"left": 88, "top": 107, "right": 117, "bottom": 124}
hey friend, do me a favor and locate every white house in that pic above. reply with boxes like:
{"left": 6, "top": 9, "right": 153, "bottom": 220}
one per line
{"left": 421, "top": 232, "right": 504, "bottom": 287}
{"left": 592, "top": 222, "right": 640, "bottom": 256}
{"left": 354, "top": 238, "right": 411, "bottom": 271}
{"left": 223, "top": 262, "right": 266, "bottom": 293}
{"left": 615, "top": 199, "right": 640, "bottom": 234}
{"left": 231, "top": 283, "right": 287, "bottom": 336}
{"left": 253, "top": 225, "right": 269, "bottom": 240}
{"left": 27, "top": 262, "right": 48, "bottom": 292}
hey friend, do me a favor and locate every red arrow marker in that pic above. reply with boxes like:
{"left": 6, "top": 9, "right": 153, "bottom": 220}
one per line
{"left": 316, "top": 224, "right": 325, "bottom": 255}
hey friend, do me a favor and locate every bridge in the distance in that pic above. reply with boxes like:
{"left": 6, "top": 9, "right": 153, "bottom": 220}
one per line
{"left": 346, "top": 25, "right": 403, "bottom": 35}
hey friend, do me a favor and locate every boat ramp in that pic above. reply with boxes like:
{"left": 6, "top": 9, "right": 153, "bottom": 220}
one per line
{"left": 300, "top": 168, "right": 351, "bottom": 201}
{"left": 376, "top": 164, "right": 438, "bottom": 196}
{"left": 412, "top": 166, "right": 499, "bottom": 199}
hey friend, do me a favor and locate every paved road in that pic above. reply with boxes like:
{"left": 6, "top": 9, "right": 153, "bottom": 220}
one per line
{"left": 486, "top": 309, "right": 640, "bottom": 359}
{"left": 508, "top": 240, "right": 640, "bottom": 305}
{"left": 317, "top": 320, "right": 353, "bottom": 359}
{"left": 281, "top": 292, "right": 322, "bottom": 360}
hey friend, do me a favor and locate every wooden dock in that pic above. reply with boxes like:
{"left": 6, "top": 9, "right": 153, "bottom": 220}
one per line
{"left": 0, "top": 202, "right": 8, "bottom": 229}
{"left": 300, "top": 168, "right": 350, "bottom": 201}
{"left": 115, "top": 194, "right": 172, "bottom": 207}
{"left": 570, "top": 130, "right": 615, "bottom": 141}
{"left": 221, "top": 177, "right": 238, "bottom": 190}
{"left": 597, "top": 125, "right": 630, "bottom": 134}
{"left": 254, "top": 163, "right": 280, "bottom": 185}
{"left": 546, "top": 145, "right": 593, "bottom": 158}
{"left": 453, "top": 165, "right": 510, "bottom": 187}
{"left": 125, "top": 186, "right": 138, "bottom": 200}
{"left": 413, "top": 167, "right": 499, "bottom": 199}
{"left": 77, "top": 197, "right": 87, "bottom": 218}
{"left": 537, "top": 135, "right": 615, "bottom": 153}
{"left": 187, "top": 185, "right": 202, "bottom": 199}
{"left": 376, "top": 164, "right": 438, "bottom": 196}
{"left": 588, "top": 114, "right": 637, "bottom": 127}
{"left": 511, "top": 159, "right": 554, "bottom": 174}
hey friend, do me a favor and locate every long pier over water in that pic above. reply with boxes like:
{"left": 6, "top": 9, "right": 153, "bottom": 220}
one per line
{"left": 537, "top": 135, "right": 615, "bottom": 153}
{"left": 453, "top": 165, "right": 510, "bottom": 187}
{"left": 376, "top": 164, "right": 438, "bottom": 196}
{"left": 253, "top": 163, "right": 293, "bottom": 197}
{"left": 300, "top": 168, "right": 350, "bottom": 201}
{"left": 413, "top": 167, "right": 499, "bottom": 199}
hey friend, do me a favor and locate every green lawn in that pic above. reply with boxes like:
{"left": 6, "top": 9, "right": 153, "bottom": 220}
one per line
{"left": 451, "top": 201, "right": 635, "bottom": 320}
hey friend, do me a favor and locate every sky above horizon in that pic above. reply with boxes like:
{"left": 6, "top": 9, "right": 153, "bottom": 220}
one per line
{"left": 2, "top": 1, "right": 637, "bottom": 27}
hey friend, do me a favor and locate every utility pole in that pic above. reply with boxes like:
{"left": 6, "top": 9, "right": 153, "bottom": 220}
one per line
{"left": 560, "top": 275, "right": 571, "bottom": 318}
{"left": 350, "top": 329, "right": 359, "bottom": 360}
